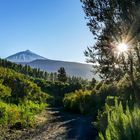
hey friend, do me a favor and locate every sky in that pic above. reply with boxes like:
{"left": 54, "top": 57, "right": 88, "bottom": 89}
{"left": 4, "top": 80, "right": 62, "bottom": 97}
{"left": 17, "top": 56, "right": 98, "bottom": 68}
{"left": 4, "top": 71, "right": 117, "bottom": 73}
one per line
{"left": 0, "top": 0, "right": 94, "bottom": 63}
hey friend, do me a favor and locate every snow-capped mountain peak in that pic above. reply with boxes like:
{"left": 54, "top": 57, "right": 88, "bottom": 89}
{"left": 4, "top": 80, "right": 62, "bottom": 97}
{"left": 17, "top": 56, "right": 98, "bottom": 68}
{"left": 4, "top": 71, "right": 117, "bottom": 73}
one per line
{"left": 6, "top": 50, "right": 46, "bottom": 63}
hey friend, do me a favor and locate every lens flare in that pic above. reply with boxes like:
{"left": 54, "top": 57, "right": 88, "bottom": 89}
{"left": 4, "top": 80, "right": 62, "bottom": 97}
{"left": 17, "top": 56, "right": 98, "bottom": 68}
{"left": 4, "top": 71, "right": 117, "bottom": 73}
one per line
{"left": 117, "top": 43, "right": 128, "bottom": 53}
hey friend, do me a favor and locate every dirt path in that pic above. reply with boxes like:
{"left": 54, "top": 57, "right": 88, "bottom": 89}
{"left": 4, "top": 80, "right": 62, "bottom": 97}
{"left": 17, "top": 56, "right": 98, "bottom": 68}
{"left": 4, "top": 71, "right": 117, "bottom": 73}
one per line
{"left": 20, "top": 107, "right": 97, "bottom": 140}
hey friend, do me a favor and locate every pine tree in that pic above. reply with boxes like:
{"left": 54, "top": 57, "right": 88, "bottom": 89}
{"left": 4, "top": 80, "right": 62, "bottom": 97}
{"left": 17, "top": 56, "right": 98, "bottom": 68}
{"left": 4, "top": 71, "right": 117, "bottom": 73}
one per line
{"left": 57, "top": 67, "right": 67, "bottom": 83}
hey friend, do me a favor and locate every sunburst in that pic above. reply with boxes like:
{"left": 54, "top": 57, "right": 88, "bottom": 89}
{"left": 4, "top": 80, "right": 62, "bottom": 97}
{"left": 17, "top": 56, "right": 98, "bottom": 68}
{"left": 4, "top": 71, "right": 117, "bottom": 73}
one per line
{"left": 117, "top": 43, "right": 128, "bottom": 53}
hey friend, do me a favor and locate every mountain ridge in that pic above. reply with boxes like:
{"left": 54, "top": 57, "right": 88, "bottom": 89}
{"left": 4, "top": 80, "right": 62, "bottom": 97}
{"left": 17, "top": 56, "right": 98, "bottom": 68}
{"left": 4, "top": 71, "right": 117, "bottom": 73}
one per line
{"left": 6, "top": 50, "right": 95, "bottom": 80}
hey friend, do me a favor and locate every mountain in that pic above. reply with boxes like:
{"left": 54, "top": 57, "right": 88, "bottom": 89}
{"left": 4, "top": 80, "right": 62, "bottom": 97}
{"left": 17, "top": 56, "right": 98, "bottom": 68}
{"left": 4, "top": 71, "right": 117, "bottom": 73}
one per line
{"left": 27, "top": 59, "right": 94, "bottom": 79}
{"left": 6, "top": 50, "right": 96, "bottom": 80}
{"left": 6, "top": 50, "right": 46, "bottom": 63}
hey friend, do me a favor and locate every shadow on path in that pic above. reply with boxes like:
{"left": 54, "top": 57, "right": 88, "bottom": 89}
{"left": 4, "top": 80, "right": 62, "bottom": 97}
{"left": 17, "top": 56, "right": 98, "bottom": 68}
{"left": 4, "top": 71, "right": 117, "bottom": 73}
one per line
{"left": 20, "top": 107, "right": 98, "bottom": 140}
{"left": 45, "top": 107, "right": 98, "bottom": 140}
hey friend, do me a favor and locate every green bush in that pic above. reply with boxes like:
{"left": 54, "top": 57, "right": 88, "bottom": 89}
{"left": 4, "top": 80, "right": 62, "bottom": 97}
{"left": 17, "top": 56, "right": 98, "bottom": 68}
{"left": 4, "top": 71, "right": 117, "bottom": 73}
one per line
{"left": 34, "top": 79, "right": 82, "bottom": 96}
{"left": 0, "top": 101, "right": 47, "bottom": 128}
{"left": 21, "top": 101, "right": 47, "bottom": 115}
{"left": 0, "top": 84, "right": 11, "bottom": 101}
{"left": 0, "top": 101, "right": 20, "bottom": 126}
{"left": 94, "top": 81, "right": 103, "bottom": 90}
{"left": 63, "top": 83, "right": 118, "bottom": 115}
{"left": 97, "top": 83, "right": 117, "bottom": 100}
{"left": 98, "top": 99, "right": 140, "bottom": 140}
{"left": 33, "top": 79, "right": 83, "bottom": 106}
{"left": 0, "top": 67, "right": 48, "bottom": 104}
{"left": 117, "top": 75, "right": 134, "bottom": 101}
{"left": 63, "top": 90, "right": 96, "bottom": 114}
{"left": 0, "top": 67, "right": 50, "bottom": 128}
{"left": 94, "top": 96, "right": 118, "bottom": 133}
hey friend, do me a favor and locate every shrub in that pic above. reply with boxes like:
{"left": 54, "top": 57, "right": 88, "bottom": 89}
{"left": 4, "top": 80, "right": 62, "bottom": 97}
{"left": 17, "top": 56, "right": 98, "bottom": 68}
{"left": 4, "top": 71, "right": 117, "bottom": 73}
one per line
{"left": 33, "top": 79, "right": 83, "bottom": 106}
{"left": 117, "top": 75, "right": 134, "bottom": 101}
{"left": 98, "top": 99, "right": 140, "bottom": 140}
{"left": 0, "top": 67, "right": 48, "bottom": 104}
{"left": 94, "top": 96, "right": 118, "bottom": 133}
{"left": 63, "top": 90, "right": 96, "bottom": 114}
{"left": 0, "top": 100, "right": 47, "bottom": 128}
{"left": 91, "top": 83, "right": 117, "bottom": 113}
{"left": 94, "top": 81, "right": 103, "bottom": 90}
{"left": 0, "top": 84, "right": 11, "bottom": 101}
{"left": 0, "top": 67, "right": 50, "bottom": 129}
{"left": 0, "top": 101, "right": 20, "bottom": 126}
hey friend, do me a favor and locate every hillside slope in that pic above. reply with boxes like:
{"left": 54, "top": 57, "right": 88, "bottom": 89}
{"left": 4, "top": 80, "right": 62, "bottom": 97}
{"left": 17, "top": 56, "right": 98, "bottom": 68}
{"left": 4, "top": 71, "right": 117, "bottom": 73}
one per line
{"left": 6, "top": 50, "right": 95, "bottom": 80}
{"left": 27, "top": 59, "right": 94, "bottom": 80}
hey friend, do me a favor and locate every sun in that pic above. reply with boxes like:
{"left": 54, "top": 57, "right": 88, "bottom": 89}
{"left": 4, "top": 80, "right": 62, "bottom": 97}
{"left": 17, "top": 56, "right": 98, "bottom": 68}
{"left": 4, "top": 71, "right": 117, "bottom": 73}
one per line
{"left": 117, "top": 43, "right": 128, "bottom": 53}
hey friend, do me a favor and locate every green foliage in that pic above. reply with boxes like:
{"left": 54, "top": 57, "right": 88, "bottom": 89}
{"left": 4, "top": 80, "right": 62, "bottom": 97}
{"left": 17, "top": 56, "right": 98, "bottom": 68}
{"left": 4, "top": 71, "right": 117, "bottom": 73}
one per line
{"left": 0, "top": 59, "right": 50, "bottom": 80}
{"left": 81, "top": 0, "right": 140, "bottom": 82}
{"left": 90, "top": 78, "right": 96, "bottom": 89}
{"left": 91, "top": 82, "right": 117, "bottom": 113}
{"left": 93, "top": 75, "right": 140, "bottom": 139}
{"left": 98, "top": 99, "right": 140, "bottom": 140}
{"left": 94, "top": 81, "right": 103, "bottom": 90}
{"left": 67, "top": 76, "right": 90, "bottom": 89}
{"left": 0, "top": 67, "right": 47, "bottom": 104}
{"left": 0, "top": 101, "right": 20, "bottom": 126}
{"left": 63, "top": 82, "right": 118, "bottom": 115}
{"left": 0, "top": 67, "right": 49, "bottom": 128}
{"left": 97, "top": 83, "right": 117, "bottom": 100}
{"left": 34, "top": 79, "right": 82, "bottom": 96}
{"left": 0, "top": 84, "right": 11, "bottom": 101}
{"left": 0, "top": 100, "right": 46, "bottom": 128}
{"left": 19, "top": 101, "right": 47, "bottom": 127}
{"left": 63, "top": 90, "right": 96, "bottom": 114}
{"left": 34, "top": 78, "right": 83, "bottom": 106}
{"left": 94, "top": 96, "right": 118, "bottom": 133}
{"left": 57, "top": 67, "right": 67, "bottom": 83}
{"left": 80, "top": 1, "right": 140, "bottom": 138}
{"left": 117, "top": 75, "right": 135, "bottom": 103}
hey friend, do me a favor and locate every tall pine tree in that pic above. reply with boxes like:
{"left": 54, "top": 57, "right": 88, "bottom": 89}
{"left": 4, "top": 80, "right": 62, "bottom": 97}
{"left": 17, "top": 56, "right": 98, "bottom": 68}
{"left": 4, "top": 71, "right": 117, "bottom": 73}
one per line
{"left": 57, "top": 67, "right": 67, "bottom": 83}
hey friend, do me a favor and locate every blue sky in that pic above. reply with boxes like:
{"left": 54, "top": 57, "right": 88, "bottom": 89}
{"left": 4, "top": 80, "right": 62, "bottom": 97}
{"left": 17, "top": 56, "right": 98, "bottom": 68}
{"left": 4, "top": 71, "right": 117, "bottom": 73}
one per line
{"left": 0, "top": 0, "right": 93, "bottom": 63}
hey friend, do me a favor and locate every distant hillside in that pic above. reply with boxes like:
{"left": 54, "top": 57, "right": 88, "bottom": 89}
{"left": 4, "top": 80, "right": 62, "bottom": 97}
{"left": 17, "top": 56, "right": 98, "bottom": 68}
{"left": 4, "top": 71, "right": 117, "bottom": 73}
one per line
{"left": 6, "top": 50, "right": 96, "bottom": 80}
{"left": 26, "top": 59, "right": 94, "bottom": 80}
